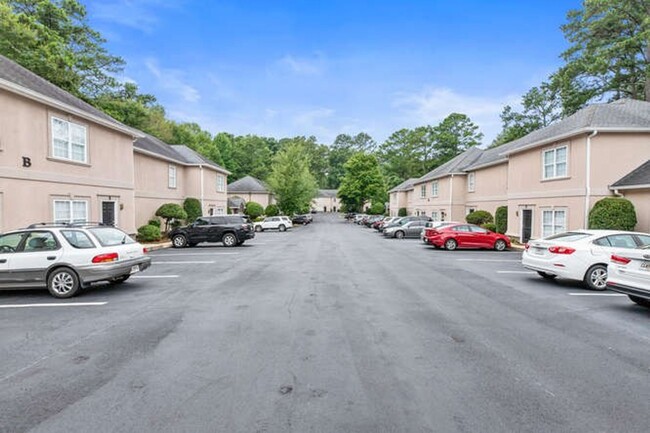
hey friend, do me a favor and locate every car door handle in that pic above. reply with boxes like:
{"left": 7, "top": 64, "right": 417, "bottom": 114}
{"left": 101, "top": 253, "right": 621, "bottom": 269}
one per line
{"left": 47, "top": 256, "right": 56, "bottom": 261}
{"left": 0, "top": 259, "right": 6, "bottom": 264}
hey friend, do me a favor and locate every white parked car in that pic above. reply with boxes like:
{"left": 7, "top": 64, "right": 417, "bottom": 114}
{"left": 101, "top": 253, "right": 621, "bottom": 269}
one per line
{"left": 607, "top": 247, "right": 650, "bottom": 308}
{"left": 254, "top": 216, "right": 293, "bottom": 232}
{"left": 0, "top": 223, "right": 151, "bottom": 298}
{"left": 522, "top": 230, "right": 650, "bottom": 290}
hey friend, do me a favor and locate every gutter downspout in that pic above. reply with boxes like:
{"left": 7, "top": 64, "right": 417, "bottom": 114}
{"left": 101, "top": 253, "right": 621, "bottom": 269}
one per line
{"left": 584, "top": 130, "right": 598, "bottom": 228}
{"left": 448, "top": 174, "right": 454, "bottom": 220}
{"left": 612, "top": 188, "right": 625, "bottom": 198}
{"left": 199, "top": 165, "right": 205, "bottom": 215}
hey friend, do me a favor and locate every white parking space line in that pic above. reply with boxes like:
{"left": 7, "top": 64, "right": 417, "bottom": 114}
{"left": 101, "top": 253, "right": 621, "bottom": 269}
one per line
{"left": 496, "top": 271, "right": 536, "bottom": 274}
{"left": 457, "top": 259, "right": 520, "bottom": 263}
{"left": 0, "top": 302, "right": 107, "bottom": 309}
{"left": 567, "top": 293, "right": 626, "bottom": 297}
{"left": 131, "top": 275, "right": 179, "bottom": 279}
{"left": 150, "top": 253, "right": 239, "bottom": 256}
{"left": 152, "top": 261, "right": 216, "bottom": 265}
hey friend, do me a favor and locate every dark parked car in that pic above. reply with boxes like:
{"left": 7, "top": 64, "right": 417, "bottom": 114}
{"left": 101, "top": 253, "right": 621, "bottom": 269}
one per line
{"left": 292, "top": 215, "right": 311, "bottom": 225}
{"left": 169, "top": 215, "right": 254, "bottom": 248}
{"left": 382, "top": 215, "right": 431, "bottom": 231}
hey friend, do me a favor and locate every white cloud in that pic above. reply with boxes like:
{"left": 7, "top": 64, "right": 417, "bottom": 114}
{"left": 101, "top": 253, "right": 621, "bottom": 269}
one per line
{"left": 278, "top": 54, "right": 324, "bottom": 75}
{"left": 393, "top": 87, "right": 520, "bottom": 144}
{"left": 144, "top": 58, "right": 200, "bottom": 103}
{"left": 89, "top": 0, "right": 184, "bottom": 33}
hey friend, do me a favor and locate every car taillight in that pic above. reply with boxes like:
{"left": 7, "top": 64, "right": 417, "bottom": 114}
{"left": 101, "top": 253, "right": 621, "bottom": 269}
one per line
{"left": 92, "top": 252, "right": 119, "bottom": 263}
{"left": 524, "top": 243, "right": 530, "bottom": 250}
{"left": 143, "top": 247, "right": 148, "bottom": 254}
{"left": 548, "top": 246, "right": 575, "bottom": 255}
{"left": 611, "top": 254, "right": 631, "bottom": 265}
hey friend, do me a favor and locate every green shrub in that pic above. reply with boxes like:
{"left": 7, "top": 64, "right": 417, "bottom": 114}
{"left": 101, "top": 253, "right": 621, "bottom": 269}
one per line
{"left": 265, "top": 204, "right": 280, "bottom": 216}
{"left": 398, "top": 207, "right": 408, "bottom": 217}
{"left": 155, "top": 203, "right": 187, "bottom": 232}
{"left": 245, "top": 201, "right": 264, "bottom": 219}
{"left": 466, "top": 210, "right": 493, "bottom": 225}
{"left": 137, "top": 224, "right": 161, "bottom": 242}
{"left": 148, "top": 219, "right": 161, "bottom": 228}
{"left": 588, "top": 197, "right": 637, "bottom": 230}
{"left": 369, "top": 202, "right": 385, "bottom": 215}
{"left": 495, "top": 206, "right": 507, "bottom": 234}
{"left": 254, "top": 216, "right": 265, "bottom": 222}
{"left": 482, "top": 223, "right": 497, "bottom": 232}
{"left": 183, "top": 197, "right": 202, "bottom": 223}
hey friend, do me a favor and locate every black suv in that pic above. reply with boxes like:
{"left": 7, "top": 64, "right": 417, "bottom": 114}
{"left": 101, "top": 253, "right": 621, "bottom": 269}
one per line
{"left": 169, "top": 216, "right": 254, "bottom": 248}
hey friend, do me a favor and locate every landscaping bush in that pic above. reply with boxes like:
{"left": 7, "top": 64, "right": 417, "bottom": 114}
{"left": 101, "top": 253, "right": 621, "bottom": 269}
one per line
{"left": 183, "top": 197, "right": 202, "bottom": 223}
{"left": 245, "top": 201, "right": 264, "bottom": 219}
{"left": 588, "top": 197, "right": 637, "bottom": 230}
{"left": 265, "top": 204, "right": 279, "bottom": 216}
{"left": 148, "top": 218, "right": 161, "bottom": 228}
{"left": 369, "top": 202, "right": 385, "bottom": 215}
{"left": 398, "top": 207, "right": 408, "bottom": 217}
{"left": 254, "top": 216, "right": 265, "bottom": 222}
{"left": 137, "top": 224, "right": 161, "bottom": 242}
{"left": 466, "top": 210, "right": 493, "bottom": 225}
{"left": 482, "top": 223, "right": 497, "bottom": 232}
{"left": 495, "top": 206, "right": 507, "bottom": 234}
{"left": 155, "top": 203, "right": 187, "bottom": 232}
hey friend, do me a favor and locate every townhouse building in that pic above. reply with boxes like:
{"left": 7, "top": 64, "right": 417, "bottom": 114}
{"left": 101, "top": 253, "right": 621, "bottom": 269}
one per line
{"left": 389, "top": 99, "right": 650, "bottom": 241}
{"left": 0, "top": 54, "right": 228, "bottom": 233}
{"left": 312, "top": 189, "right": 340, "bottom": 212}
{"left": 226, "top": 175, "right": 274, "bottom": 213}
{"left": 387, "top": 178, "right": 416, "bottom": 216}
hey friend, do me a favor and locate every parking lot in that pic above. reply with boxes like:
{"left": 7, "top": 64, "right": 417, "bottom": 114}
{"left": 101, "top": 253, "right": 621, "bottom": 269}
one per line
{"left": 1, "top": 213, "right": 649, "bottom": 433}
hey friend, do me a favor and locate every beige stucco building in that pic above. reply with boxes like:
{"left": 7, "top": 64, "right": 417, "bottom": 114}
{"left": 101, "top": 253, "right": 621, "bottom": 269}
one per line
{"left": 312, "top": 189, "right": 340, "bottom": 212}
{"left": 389, "top": 99, "right": 650, "bottom": 241}
{"left": 226, "top": 175, "right": 274, "bottom": 213}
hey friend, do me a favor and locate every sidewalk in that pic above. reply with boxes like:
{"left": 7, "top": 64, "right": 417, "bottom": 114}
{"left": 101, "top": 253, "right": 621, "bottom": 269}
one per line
{"left": 142, "top": 240, "right": 172, "bottom": 252}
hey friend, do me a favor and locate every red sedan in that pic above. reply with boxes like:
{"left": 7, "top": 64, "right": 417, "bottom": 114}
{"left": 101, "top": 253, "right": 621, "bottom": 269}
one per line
{"left": 423, "top": 223, "right": 510, "bottom": 251}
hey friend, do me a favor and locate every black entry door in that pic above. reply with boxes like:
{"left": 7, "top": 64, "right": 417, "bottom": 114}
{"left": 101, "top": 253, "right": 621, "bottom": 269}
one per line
{"left": 102, "top": 201, "right": 116, "bottom": 226}
{"left": 522, "top": 209, "right": 532, "bottom": 242}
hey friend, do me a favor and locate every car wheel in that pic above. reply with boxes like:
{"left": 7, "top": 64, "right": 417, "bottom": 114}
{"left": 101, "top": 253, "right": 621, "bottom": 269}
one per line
{"left": 628, "top": 295, "right": 650, "bottom": 308}
{"left": 494, "top": 239, "right": 507, "bottom": 251}
{"left": 255, "top": 225, "right": 262, "bottom": 232}
{"left": 395, "top": 231, "right": 405, "bottom": 239}
{"left": 537, "top": 271, "right": 557, "bottom": 280}
{"left": 112, "top": 275, "right": 130, "bottom": 284}
{"left": 172, "top": 234, "right": 187, "bottom": 248}
{"left": 47, "top": 267, "right": 80, "bottom": 298}
{"left": 444, "top": 238, "right": 458, "bottom": 251}
{"left": 222, "top": 233, "right": 237, "bottom": 247}
{"left": 279, "top": 224, "right": 286, "bottom": 232}
{"left": 584, "top": 264, "right": 608, "bottom": 291}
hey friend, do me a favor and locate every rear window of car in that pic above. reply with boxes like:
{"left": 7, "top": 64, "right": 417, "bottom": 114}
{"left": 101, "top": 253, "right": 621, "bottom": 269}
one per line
{"left": 61, "top": 230, "right": 95, "bottom": 249}
{"left": 225, "top": 216, "right": 248, "bottom": 224}
{"left": 88, "top": 228, "right": 135, "bottom": 246}
{"left": 545, "top": 232, "right": 590, "bottom": 242}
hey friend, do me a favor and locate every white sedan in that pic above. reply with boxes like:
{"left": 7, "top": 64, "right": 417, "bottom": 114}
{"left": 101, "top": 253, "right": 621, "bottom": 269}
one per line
{"left": 607, "top": 247, "right": 650, "bottom": 308}
{"left": 522, "top": 230, "right": 650, "bottom": 290}
{"left": 254, "top": 216, "right": 293, "bottom": 232}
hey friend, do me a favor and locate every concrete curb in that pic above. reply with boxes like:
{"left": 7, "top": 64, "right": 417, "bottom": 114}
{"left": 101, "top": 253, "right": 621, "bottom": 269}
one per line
{"left": 143, "top": 241, "right": 172, "bottom": 252}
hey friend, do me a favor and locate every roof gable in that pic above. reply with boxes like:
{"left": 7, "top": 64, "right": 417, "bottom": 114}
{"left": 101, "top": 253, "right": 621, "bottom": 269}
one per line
{"left": 228, "top": 176, "right": 270, "bottom": 193}
{"left": 611, "top": 160, "right": 650, "bottom": 189}
{"left": 415, "top": 147, "right": 483, "bottom": 184}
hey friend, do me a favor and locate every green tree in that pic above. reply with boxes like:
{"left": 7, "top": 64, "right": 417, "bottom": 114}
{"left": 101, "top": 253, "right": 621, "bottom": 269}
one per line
{"left": 267, "top": 142, "right": 318, "bottom": 215}
{"left": 230, "top": 135, "right": 274, "bottom": 181}
{"left": 552, "top": 0, "right": 650, "bottom": 115}
{"left": 155, "top": 203, "right": 187, "bottom": 232}
{"left": 265, "top": 204, "right": 279, "bottom": 217}
{"left": 338, "top": 153, "right": 386, "bottom": 213}
{"left": 431, "top": 113, "right": 483, "bottom": 164}
{"left": 183, "top": 198, "right": 202, "bottom": 223}
{"left": 378, "top": 127, "right": 436, "bottom": 185}
{"left": 244, "top": 201, "right": 264, "bottom": 219}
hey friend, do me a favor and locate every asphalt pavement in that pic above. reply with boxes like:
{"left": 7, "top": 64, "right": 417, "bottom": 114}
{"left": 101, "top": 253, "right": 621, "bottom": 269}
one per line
{"left": 1, "top": 213, "right": 649, "bottom": 433}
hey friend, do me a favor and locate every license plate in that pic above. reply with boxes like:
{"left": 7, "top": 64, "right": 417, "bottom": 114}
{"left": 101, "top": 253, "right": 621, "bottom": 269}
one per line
{"left": 130, "top": 265, "right": 140, "bottom": 274}
{"left": 533, "top": 248, "right": 545, "bottom": 256}
{"left": 641, "top": 261, "right": 650, "bottom": 271}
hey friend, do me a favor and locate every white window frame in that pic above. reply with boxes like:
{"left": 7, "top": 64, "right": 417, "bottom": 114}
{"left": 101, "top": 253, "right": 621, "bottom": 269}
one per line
{"left": 420, "top": 185, "right": 426, "bottom": 198}
{"left": 53, "top": 199, "right": 88, "bottom": 224}
{"left": 542, "top": 145, "right": 568, "bottom": 180}
{"left": 541, "top": 207, "right": 567, "bottom": 238}
{"left": 216, "top": 174, "right": 225, "bottom": 192}
{"left": 51, "top": 116, "right": 88, "bottom": 163}
{"left": 467, "top": 172, "right": 475, "bottom": 192}
{"left": 168, "top": 165, "right": 177, "bottom": 189}
{"left": 431, "top": 181, "right": 439, "bottom": 197}
{"left": 431, "top": 211, "right": 439, "bottom": 221}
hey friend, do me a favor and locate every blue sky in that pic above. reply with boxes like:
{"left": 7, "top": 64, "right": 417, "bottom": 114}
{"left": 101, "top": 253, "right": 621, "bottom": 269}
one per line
{"left": 86, "top": 0, "right": 581, "bottom": 145}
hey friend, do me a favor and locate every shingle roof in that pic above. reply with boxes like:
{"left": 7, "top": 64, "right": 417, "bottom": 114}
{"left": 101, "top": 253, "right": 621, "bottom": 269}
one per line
{"left": 501, "top": 99, "right": 650, "bottom": 156}
{"left": 388, "top": 178, "right": 417, "bottom": 193}
{"left": 171, "top": 145, "right": 229, "bottom": 173}
{"left": 317, "top": 189, "right": 338, "bottom": 198}
{"left": 227, "top": 176, "right": 270, "bottom": 193}
{"left": 415, "top": 146, "right": 483, "bottom": 184}
{"left": 134, "top": 134, "right": 186, "bottom": 162}
{"left": 610, "top": 160, "right": 650, "bottom": 189}
{"left": 0, "top": 54, "right": 134, "bottom": 134}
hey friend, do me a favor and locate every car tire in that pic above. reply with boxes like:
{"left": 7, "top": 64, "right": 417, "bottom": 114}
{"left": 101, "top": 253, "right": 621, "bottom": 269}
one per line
{"left": 584, "top": 264, "right": 608, "bottom": 291}
{"left": 222, "top": 233, "right": 237, "bottom": 247}
{"left": 395, "top": 231, "right": 405, "bottom": 239}
{"left": 628, "top": 295, "right": 650, "bottom": 308}
{"left": 112, "top": 275, "right": 130, "bottom": 284}
{"left": 47, "top": 267, "right": 81, "bottom": 298}
{"left": 494, "top": 239, "right": 507, "bottom": 251}
{"left": 444, "top": 238, "right": 458, "bottom": 251}
{"left": 255, "top": 225, "right": 262, "bottom": 232}
{"left": 172, "top": 234, "right": 188, "bottom": 248}
{"left": 279, "top": 225, "right": 286, "bottom": 232}
{"left": 537, "top": 271, "right": 557, "bottom": 280}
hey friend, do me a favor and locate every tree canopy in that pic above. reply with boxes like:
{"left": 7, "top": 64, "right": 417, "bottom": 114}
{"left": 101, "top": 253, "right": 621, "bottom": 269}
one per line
{"left": 267, "top": 142, "right": 318, "bottom": 215}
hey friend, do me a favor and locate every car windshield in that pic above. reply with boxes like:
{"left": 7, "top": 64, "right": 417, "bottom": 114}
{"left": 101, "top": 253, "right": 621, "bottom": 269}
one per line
{"left": 88, "top": 227, "right": 136, "bottom": 246}
{"left": 544, "top": 232, "right": 591, "bottom": 242}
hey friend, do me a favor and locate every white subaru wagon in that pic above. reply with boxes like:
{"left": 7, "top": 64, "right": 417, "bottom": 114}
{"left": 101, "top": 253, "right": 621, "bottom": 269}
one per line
{"left": 0, "top": 223, "right": 151, "bottom": 298}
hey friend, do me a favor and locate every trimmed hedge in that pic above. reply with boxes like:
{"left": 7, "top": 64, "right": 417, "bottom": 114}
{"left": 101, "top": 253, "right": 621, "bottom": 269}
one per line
{"left": 183, "top": 197, "right": 202, "bottom": 223}
{"left": 147, "top": 219, "right": 161, "bottom": 228}
{"left": 482, "top": 223, "right": 497, "bottom": 232}
{"left": 495, "top": 206, "right": 507, "bottom": 234}
{"left": 588, "top": 197, "right": 637, "bottom": 230}
{"left": 398, "top": 207, "right": 408, "bottom": 217}
{"left": 155, "top": 203, "right": 187, "bottom": 232}
{"left": 466, "top": 210, "right": 493, "bottom": 225}
{"left": 265, "top": 204, "right": 280, "bottom": 216}
{"left": 137, "top": 224, "right": 161, "bottom": 242}
{"left": 369, "top": 202, "right": 385, "bottom": 215}
{"left": 245, "top": 201, "right": 264, "bottom": 219}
